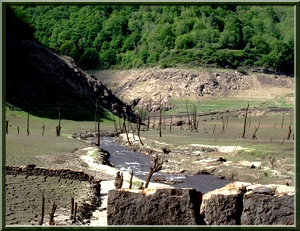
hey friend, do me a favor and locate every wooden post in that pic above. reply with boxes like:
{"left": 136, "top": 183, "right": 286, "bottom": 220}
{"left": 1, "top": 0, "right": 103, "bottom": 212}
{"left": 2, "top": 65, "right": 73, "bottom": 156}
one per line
{"left": 17, "top": 126, "right": 19, "bottom": 135}
{"left": 38, "top": 196, "right": 45, "bottom": 225}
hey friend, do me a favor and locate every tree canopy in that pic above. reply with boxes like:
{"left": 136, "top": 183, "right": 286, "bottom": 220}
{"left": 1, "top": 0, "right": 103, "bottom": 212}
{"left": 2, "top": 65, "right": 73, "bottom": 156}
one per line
{"left": 10, "top": 4, "right": 294, "bottom": 75}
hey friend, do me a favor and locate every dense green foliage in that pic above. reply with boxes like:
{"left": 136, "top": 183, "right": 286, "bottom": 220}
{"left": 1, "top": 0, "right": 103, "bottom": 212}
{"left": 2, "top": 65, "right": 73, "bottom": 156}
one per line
{"left": 10, "top": 5, "right": 294, "bottom": 74}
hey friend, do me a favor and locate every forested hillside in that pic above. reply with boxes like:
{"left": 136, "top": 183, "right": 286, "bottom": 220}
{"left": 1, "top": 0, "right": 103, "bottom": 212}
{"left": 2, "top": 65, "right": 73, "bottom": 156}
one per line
{"left": 10, "top": 5, "right": 294, "bottom": 75}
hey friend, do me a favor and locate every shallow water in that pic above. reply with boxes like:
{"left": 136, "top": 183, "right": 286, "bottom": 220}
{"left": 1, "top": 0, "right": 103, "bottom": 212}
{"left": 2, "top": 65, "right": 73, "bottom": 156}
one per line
{"left": 100, "top": 137, "right": 232, "bottom": 194}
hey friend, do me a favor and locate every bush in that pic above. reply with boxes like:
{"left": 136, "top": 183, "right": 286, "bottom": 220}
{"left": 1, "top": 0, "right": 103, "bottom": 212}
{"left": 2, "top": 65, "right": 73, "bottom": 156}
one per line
{"left": 237, "top": 66, "right": 247, "bottom": 74}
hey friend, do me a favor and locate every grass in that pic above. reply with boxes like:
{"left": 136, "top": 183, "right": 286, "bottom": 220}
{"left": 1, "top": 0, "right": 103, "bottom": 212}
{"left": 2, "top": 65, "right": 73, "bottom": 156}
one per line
{"left": 5, "top": 106, "right": 117, "bottom": 167}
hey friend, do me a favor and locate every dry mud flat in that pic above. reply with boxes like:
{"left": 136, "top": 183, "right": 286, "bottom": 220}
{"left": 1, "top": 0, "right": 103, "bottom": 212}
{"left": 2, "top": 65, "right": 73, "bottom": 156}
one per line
{"left": 5, "top": 173, "right": 99, "bottom": 226}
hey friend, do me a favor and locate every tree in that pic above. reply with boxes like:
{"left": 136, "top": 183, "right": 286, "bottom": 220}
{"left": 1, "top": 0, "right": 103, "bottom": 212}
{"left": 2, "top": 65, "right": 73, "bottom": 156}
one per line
{"left": 78, "top": 48, "right": 99, "bottom": 68}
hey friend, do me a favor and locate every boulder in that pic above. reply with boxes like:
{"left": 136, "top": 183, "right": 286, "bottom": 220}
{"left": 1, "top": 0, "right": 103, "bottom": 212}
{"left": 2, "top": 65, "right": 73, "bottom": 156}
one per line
{"left": 241, "top": 184, "right": 294, "bottom": 225}
{"left": 200, "top": 182, "right": 250, "bottom": 225}
{"left": 107, "top": 188, "right": 204, "bottom": 225}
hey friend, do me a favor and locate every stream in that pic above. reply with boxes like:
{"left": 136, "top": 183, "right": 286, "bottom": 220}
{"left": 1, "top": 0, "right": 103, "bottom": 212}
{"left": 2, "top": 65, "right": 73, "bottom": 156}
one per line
{"left": 100, "top": 137, "right": 232, "bottom": 194}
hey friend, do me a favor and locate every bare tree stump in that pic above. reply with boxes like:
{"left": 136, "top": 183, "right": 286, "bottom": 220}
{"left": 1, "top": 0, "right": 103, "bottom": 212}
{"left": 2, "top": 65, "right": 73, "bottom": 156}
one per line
{"left": 114, "top": 171, "right": 123, "bottom": 189}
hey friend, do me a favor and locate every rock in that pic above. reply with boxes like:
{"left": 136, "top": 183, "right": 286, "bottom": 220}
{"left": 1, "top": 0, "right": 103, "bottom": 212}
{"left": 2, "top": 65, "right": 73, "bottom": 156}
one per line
{"left": 107, "top": 188, "right": 204, "bottom": 225}
{"left": 241, "top": 184, "right": 294, "bottom": 225}
{"left": 200, "top": 182, "right": 250, "bottom": 225}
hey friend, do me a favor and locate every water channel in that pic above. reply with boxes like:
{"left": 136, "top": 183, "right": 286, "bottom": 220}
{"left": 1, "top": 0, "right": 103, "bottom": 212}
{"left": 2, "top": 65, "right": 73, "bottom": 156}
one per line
{"left": 99, "top": 137, "right": 232, "bottom": 194}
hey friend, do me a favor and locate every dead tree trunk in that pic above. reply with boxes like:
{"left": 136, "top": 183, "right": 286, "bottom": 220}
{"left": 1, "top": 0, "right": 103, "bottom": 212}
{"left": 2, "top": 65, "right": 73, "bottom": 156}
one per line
{"left": 252, "top": 121, "right": 260, "bottom": 140}
{"left": 147, "top": 99, "right": 152, "bottom": 131}
{"left": 70, "top": 197, "right": 74, "bottom": 219}
{"left": 74, "top": 202, "right": 77, "bottom": 222}
{"left": 159, "top": 95, "right": 163, "bottom": 138}
{"left": 129, "top": 170, "right": 134, "bottom": 189}
{"left": 27, "top": 113, "right": 30, "bottom": 136}
{"left": 123, "top": 113, "right": 132, "bottom": 145}
{"left": 136, "top": 113, "right": 144, "bottom": 146}
{"left": 56, "top": 104, "right": 61, "bottom": 137}
{"left": 221, "top": 114, "right": 226, "bottom": 134}
{"left": 42, "top": 125, "right": 45, "bottom": 136}
{"left": 112, "top": 114, "right": 118, "bottom": 133}
{"left": 38, "top": 196, "right": 45, "bottom": 225}
{"left": 145, "top": 154, "right": 163, "bottom": 188}
{"left": 169, "top": 115, "right": 172, "bottom": 133}
{"left": 213, "top": 124, "right": 216, "bottom": 134}
{"left": 49, "top": 202, "right": 57, "bottom": 225}
{"left": 186, "top": 100, "right": 191, "bottom": 131}
{"left": 287, "top": 125, "right": 292, "bottom": 140}
{"left": 6, "top": 120, "right": 9, "bottom": 135}
{"left": 281, "top": 111, "right": 285, "bottom": 128}
{"left": 96, "top": 101, "right": 100, "bottom": 146}
{"left": 241, "top": 103, "right": 249, "bottom": 139}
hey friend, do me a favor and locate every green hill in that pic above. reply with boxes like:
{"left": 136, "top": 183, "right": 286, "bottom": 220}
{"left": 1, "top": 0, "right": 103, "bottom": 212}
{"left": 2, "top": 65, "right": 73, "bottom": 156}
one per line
{"left": 9, "top": 4, "right": 294, "bottom": 75}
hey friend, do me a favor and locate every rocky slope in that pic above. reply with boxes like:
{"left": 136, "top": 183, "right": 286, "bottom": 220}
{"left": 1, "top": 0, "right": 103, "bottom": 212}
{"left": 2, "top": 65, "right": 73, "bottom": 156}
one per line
{"left": 92, "top": 67, "right": 294, "bottom": 112}
{"left": 5, "top": 7, "right": 137, "bottom": 122}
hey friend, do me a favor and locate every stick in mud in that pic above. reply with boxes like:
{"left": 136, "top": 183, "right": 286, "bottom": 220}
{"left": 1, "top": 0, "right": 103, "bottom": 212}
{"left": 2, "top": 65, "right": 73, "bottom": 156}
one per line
{"left": 38, "top": 196, "right": 45, "bottom": 225}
